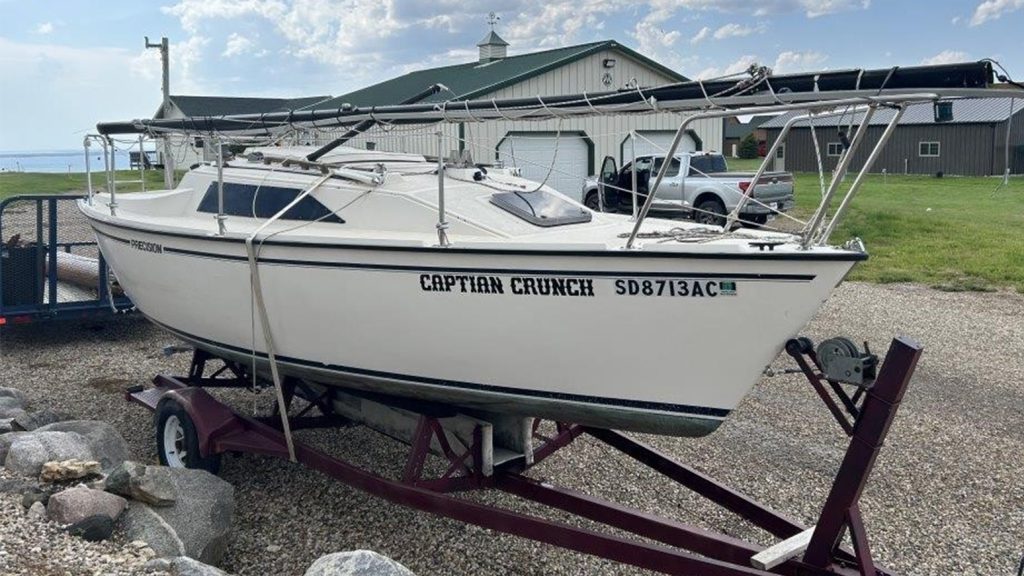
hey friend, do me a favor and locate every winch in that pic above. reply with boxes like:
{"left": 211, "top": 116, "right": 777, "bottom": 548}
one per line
{"left": 816, "top": 337, "right": 877, "bottom": 387}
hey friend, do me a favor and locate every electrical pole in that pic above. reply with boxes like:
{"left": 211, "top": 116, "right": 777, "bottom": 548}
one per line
{"left": 146, "top": 36, "right": 175, "bottom": 188}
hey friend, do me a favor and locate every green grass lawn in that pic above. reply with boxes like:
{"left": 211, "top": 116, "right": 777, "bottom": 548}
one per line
{"left": 2, "top": 165, "right": 1022, "bottom": 293}
{"left": 725, "top": 156, "right": 1024, "bottom": 293}
{"left": 0, "top": 170, "right": 170, "bottom": 200}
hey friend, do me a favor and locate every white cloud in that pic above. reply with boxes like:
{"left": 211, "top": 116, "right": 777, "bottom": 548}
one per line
{"left": 921, "top": 50, "right": 970, "bottom": 65}
{"left": 126, "top": 35, "right": 209, "bottom": 93}
{"left": 773, "top": 50, "right": 827, "bottom": 73}
{"left": 970, "top": 0, "right": 1024, "bottom": 25}
{"left": 639, "top": 0, "right": 868, "bottom": 18}
{"left": 691, "top": 26, "right": 710, "bottom": 44}
{"left": 712, "top": 22, "right": 762, "bottom": 39}
{"left": 623, "top": 1, "right": 693, "bottom": 72}
{"left": 35, "top": 22, "right": 54, "bottom": 34}
{"left": 951, "top": 15, "right": 961, "bottom": 24}
{"left": 222, "top": 32, "right": 254, "bottom": 57}
{"left": 695, "top": 54, "right": 760, "bottom": 80}
{"left": 0, "top": 38, "right": 167, "bottom": 149}
{"left": 801, "top": 0, "right": 870, "bottom": 18}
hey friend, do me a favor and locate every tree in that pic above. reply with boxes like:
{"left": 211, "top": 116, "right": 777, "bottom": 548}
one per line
{"left": 738, "top": 134, "right": 759, "bottom": 159}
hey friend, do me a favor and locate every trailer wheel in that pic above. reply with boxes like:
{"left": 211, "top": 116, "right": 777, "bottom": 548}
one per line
{"left": 155, "top": 399, "right": 221, "bottom": 474}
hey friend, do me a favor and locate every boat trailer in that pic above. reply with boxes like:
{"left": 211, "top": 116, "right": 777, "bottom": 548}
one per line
{"left": 127, "top": 336, "right": 922, "bottom": 576}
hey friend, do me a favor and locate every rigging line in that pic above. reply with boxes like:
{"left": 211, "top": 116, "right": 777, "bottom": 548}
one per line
{"left": 463, "top": 100, "right": 480, "bottom": 124}
{"left": 582, "top": 91, "right": 603, "bottom": 116}
{"left": 696, "top": 77, "right": 717, "bottom": 109}
{"left": 876, "top": 66, "right": 899, "bottom": 96}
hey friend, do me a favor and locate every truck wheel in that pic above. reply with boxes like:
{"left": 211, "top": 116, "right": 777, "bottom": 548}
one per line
{"left": 694, "top": 198, "right": 726, "bottom": 227}
{"left": 744, "top": 214, "right": 768, "bottom": 228}
{"left": 584, "top": 192, "right": 602, "bottom": 212}
{"left": 155, "top": 399, "right": 221, "bottom": 474}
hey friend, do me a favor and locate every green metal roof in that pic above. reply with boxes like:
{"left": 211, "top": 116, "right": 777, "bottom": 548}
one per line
{"left": 160, "top": 95, "right": 332, "bottom": 118}
{"left": 314, "top": 40, "right": 688, "bottom": 109}
{"left": 477, "top": 30, "right": 509, "bottom": 47}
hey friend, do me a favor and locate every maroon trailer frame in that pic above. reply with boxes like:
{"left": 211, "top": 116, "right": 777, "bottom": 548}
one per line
{"left": 127, "top": 336, "right": 922, "bottom": 576}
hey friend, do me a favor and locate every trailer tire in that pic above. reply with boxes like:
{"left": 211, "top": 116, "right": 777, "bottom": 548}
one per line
{"left": 156, "top": 399, "right": 221, "bottom": 474}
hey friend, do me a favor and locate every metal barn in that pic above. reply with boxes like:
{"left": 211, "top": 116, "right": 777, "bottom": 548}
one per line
{"left": 761, "top": 99, "right": 1024, "bottom": 176}
{"left": 310, "top": 34, "right": 723, "bottom": 200}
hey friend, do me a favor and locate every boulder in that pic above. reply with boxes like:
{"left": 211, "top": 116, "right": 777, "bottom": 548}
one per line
{"left": 13, "top": 409, "right": 67, "bottom": 432}
{"left": 5, "top": 431, "right": 93, "bottom": 477}
{"left": 0, "top": 431, "right": 31, "bottom": 463}
{"left": 0, "top": 475, "right": 37, "bottom": 496}
{"left": 105, "top": 460, "right": 147, "bottom": 497}
{"left": 36, "top": 421, "right": 129, "bottom": 471}
{"left": 0, "top": 387, "right": 27, "bottom": 406}
{"left": 21, "top": 487, "right": 50, "bottom": 508}
{"left": 0, "top": 397, "right": 26, "bottom": 419}
{"left": 143, "top": 558, "right": 173, "bottom": 573}
{"left": 118, "top": 467, "right": 234, "bottom": 564}
{"left": 0, "top": 418, "right": 15, "bottom": 434}
{"left": 66, "top": 514, "right": 115, "bottom": 542}
{"left": 40, "top": 458, "right": 103, "bottom": 482}
{"left": 131, "top": 466, "right": 177, "bottom": 507}
{"left": 304, "top": 551, "right": 416, "bottom": 576}
{"left": 27, "top": 500, "right": 47, "bottom": 521}
{"left": 47, "top": 485, "right": 127, "bottom": 525}
{"left": 157, "top": 556, "right": 230, "bottom": 576}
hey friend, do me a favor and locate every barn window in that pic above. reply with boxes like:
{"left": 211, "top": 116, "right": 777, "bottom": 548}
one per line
{"left": 827, "top": 143, "right": 844, "bottom": 157}
{"left": 919, "top": 141, "right": 940, "bottom": 157}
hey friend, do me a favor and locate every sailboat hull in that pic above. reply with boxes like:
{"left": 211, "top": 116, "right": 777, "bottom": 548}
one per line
{"left": 85, "top": 213, "right": 857, "bottom": 437}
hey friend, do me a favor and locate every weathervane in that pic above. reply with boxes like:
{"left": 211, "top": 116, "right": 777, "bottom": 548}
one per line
{"left": 487, "top": 12, "right": 500, "bottom": 31}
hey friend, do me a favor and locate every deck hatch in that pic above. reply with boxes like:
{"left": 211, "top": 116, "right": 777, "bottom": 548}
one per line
{"left": 489, "top": 190, "right": 592, "bottom": 227}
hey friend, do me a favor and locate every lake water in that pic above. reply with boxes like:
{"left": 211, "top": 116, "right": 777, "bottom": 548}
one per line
{"left": 0, "top": 149, "right": 134, "bottom": 174}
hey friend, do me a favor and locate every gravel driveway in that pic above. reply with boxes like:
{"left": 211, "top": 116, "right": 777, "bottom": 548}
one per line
{"left": 1, "top": 282, "right": 1021, "bottom": 576}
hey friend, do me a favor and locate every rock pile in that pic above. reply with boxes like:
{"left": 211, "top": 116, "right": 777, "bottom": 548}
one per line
{"left": 108, "top": 461, "right": 235, "bottom": 564}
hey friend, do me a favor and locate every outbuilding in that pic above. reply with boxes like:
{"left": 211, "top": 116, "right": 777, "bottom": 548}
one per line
{"left": 311, "top": 33, "right": 722, "bottom": 199}
{"left": 153, "top": 94, "right": 332, "bottom": 168}
{"left": 761, "top": 98, "right": 1024, "bottom": 176}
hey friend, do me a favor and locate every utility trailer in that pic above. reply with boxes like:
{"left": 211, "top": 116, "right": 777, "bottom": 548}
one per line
{"left": 0, "top": 194, "right": 132, "bottom": 326}
{"left": 127, "top": 335, "right": 922, "bottom": 576}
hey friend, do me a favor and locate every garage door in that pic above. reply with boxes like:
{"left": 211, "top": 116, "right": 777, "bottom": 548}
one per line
{"left": 623, "top": 131, "right": 697, "bottom": 161}
{"left": 497, "top": 132, "right": 590, "bottom": 200}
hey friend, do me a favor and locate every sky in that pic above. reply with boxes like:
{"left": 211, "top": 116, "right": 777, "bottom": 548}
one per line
{"left": 0, "top": 0, "right": 1021, "bottom": 151}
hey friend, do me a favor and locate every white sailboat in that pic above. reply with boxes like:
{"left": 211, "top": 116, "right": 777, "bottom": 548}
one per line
{"left": 79, "top": 61, "right": 1012, "bottom": 436}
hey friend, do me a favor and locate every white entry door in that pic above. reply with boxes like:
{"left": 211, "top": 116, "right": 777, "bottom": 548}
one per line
{"left": 774, "top": 144, "right": 786, "bottom": 171}
{"left": 625, "top": 131, "right": 698, "bottom": 161}
{"left": 497, "top": 133, "right": 590, "bottom": 200}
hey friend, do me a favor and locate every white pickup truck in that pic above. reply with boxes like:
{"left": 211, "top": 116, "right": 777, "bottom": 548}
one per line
{"left": 581, "top": 152, "right": 795, "bottom": 226}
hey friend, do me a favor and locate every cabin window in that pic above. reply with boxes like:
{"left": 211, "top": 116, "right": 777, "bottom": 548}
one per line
{"left": 490, "top": 190, "right": 592, "bottom": 227}
{"left": 688, "top": 155, "right": 727, "bottom": 176}
{"left": 919, "top": 141, "right": 940, "bottom": 157}
{"left": 197, "top": 182, "right": 344, "bottom": 223}
{"left": 653, "top": 157, "right": 682, "bottom": 177}
{"left": 827, "top": 143, "right": 844, "bottom": 157}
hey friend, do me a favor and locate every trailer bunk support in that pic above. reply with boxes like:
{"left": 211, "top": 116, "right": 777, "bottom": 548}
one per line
{"left": 127, "top": 336, "right": 922, "bottom": 576}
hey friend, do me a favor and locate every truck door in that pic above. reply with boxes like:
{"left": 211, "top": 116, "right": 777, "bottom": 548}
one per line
{"left": 598, "top": 155, "right": 617, "bottom": 211}
{"left": 651, "top": 156, "right": 683, "bottom": 204}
